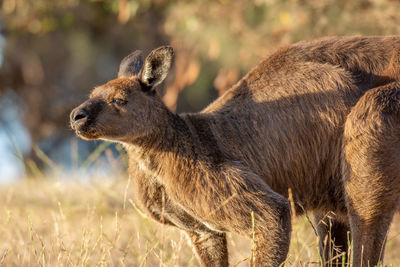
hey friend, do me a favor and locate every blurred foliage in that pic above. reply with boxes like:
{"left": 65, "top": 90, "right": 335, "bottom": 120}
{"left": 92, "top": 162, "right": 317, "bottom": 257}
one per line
{"left": 1, "top": 0, "right": 400, "bottom": 173}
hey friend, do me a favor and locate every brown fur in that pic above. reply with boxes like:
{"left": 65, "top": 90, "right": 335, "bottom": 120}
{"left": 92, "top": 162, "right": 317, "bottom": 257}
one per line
{"left": 70, "top": 36, "right": 400, "bottom": 266}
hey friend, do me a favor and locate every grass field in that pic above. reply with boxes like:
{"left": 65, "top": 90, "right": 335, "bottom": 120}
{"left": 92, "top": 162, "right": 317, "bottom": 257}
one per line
{"left": 0, "top": 176, "right": 399, "bottom": 266}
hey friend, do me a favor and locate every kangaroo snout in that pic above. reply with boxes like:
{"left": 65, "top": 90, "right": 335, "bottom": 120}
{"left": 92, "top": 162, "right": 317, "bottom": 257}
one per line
{"left": 70, "top": 107, "right": 88, "bottom": 130}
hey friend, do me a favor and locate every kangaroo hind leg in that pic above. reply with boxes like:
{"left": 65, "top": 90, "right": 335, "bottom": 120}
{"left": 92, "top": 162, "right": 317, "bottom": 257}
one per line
{"left": 343, "top": 82, "right": 400, "bottom": 266}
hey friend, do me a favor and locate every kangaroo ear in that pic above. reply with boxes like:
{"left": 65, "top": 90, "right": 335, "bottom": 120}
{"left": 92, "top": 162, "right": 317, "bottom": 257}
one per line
{"left": 118, "top": 50, "right": 143, "bottom": 77}
{"left": 139, "top": 46, "right": 174, "bottom": 89}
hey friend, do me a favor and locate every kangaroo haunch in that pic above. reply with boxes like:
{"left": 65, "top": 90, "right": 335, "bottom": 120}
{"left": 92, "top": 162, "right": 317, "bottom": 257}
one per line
{"left": 70, "top": 36, "right": 400, "bottom": 267}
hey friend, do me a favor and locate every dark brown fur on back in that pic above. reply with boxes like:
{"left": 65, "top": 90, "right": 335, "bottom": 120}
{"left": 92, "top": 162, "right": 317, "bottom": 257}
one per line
{"left": 70, "top": 37, "right": 400, "bottom": 266}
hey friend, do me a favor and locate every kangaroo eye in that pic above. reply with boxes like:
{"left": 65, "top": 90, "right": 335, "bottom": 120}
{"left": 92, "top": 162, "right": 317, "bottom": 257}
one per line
{"left": 112, "top": 98, "right": 127, "bottom": 106}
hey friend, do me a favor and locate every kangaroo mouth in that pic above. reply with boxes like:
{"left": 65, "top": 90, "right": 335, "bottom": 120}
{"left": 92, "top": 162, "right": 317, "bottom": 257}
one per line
{"left": 75, "top": 128, "right": 100, "bottom": 140}
{"left": 70, "top": 119, "right": 100, "bottom": 140}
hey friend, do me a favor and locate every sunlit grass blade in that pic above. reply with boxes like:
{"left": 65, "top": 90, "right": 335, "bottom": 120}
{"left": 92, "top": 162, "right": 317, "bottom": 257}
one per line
{"left": 81, "top": 141, "right": 112, "bottom": 168}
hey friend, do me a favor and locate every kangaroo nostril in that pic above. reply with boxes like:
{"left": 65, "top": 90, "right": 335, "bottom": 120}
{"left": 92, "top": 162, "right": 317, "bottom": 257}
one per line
{"left": 73, "top": 110, "right": 88, "bottom": 122}
{"left": 74, "top": 113, "right": 86, "bottom": 121}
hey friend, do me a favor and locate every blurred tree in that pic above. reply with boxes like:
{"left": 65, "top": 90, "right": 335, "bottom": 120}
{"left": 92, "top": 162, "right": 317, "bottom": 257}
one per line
{"left": 0, "top": 0, "right": 170, "bottom": 172}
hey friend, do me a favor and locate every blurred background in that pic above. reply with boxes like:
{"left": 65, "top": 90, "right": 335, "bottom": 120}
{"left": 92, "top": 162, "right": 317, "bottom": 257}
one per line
{"left": 1, "top": 0, "right": 400, "bottom": 181}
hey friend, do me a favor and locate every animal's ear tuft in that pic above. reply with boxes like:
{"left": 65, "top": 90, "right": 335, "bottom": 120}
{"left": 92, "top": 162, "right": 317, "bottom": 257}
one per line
{"left": 118, "top": 50, "right": 144, "bottom": 77}
{"left": 139, "top": 46, "right": 174, "bottom": 89}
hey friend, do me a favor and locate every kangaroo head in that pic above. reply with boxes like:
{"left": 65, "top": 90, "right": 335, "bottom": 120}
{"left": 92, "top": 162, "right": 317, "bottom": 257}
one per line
{"left": 70, "top": 46, "right": 174, "bottom": 142}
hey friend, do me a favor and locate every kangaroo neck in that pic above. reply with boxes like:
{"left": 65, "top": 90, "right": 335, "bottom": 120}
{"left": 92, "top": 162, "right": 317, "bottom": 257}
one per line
{"left": 123, "top": 112, "right": 197, "bottom": 175}
{"left": 123, "top": 112, "right": 225, "bottom": 179}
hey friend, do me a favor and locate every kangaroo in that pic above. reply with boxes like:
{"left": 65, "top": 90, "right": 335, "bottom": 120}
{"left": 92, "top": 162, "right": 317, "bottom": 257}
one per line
{"left": 70, "top": 36, "right": 400, "bottom": 266}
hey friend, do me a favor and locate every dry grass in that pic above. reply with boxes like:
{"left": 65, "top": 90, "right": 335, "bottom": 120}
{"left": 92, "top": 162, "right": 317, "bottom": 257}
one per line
{"left": 0, "top": 177, "right": 399, "bottom": 266}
